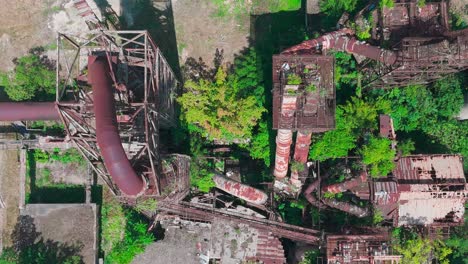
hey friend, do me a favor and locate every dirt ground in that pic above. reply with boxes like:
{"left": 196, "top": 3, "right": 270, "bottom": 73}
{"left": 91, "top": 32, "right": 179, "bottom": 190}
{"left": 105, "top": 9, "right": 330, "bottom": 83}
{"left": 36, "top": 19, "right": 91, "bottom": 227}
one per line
{"left": 0, "top": 0, "right": 90, "bottom": 71}
{"left": 0, "top": 0, "right": 56, "bottom": 71}
{"left": 21, "top": 204, "right": 98, "bottom": 264}
{"left": 172, "top": 0, "right": 250, "bottom": 66}
{"left": 0, "top": 150, "right": 20, "bottom": 248}
{"left": 36, "top": 161, "right": 88, "bottom": 186}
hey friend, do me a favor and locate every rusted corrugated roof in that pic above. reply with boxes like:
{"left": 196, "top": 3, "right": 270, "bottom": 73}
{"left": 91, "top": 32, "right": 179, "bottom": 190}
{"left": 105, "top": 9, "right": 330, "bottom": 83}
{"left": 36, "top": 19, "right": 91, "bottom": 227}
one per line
{"left": 397, "top": 196, "right": 466, "bottom": 226}
{"left": 393, "top": 155, "right": 465, "bottom": 183}
{"left": 326, "top": 234, "right": 401, "bottom": 264}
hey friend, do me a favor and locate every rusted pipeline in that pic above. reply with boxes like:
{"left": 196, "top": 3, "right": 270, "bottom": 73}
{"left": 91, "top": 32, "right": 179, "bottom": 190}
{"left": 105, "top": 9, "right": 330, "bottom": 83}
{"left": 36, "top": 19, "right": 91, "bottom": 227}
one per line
{"left": 323, "top": 173, "right": 367, "bottom": 194}
{"left": 303, "top": 179, "right": 322, "bottom": 208}
{"left": 88, "top": 56, "right": 145, "bottom": 196}
{"left": 213, "top": 174, "right": 268, "bottom": 205}
{"left": 282, "top": 29, "right": 398, "bottom": 65}
{"left": 321, "top": 198, "right": 370, "bottom": 218}
{"left": 0, "top": 102, "right": 60, "bottom": 121}
{"left": 282, "top": 28, "right": 354, "bottom": 54}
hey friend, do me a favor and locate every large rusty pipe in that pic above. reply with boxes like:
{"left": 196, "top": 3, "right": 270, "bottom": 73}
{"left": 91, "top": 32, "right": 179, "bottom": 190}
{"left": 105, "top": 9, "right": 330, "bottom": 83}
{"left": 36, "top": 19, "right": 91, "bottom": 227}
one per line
{"left": 88, "top": 57, "right": 145, "bottom": 196}
{"left": 0, "top": 102, "right": 60, "bottom": 121}
{"left": 282, "top": 29, "right": 398, "bottom": 65}
{"left": 322, "top": 173, "right": 367, "bottom": 194}
{"left": 303, "top": 179, "right": 322, "bottom": 208}
{"left": 213, "top": 174, "right": 268, "bottom": 205}
{"left": 321, "top": 198, "right": 370, "bottom": 218}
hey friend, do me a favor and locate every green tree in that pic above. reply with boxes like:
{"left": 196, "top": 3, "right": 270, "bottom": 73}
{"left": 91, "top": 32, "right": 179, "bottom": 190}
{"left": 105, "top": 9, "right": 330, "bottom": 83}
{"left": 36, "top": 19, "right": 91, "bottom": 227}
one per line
{"left": 398, "top": 139, "right": 415, "bottom": 156}
{"left": 360, "top": 136, "right": 396, "bottom": 177}
{"left": 178, "top": 67, "right": 265, "bottom": 142}
{"left": 320, "top": 0, "right": 359, "bottom": 16}
{"left": 395, "top": 236, "right": 433, "bottom": 264}
{"left": 309, "top": 96, "right": 390, "bottom": 161}
{"left": 232, "top": 48, "right": 265, "bottom": 106}
{"left": 380, "top": 0, "right": 394, "bottom": 9}
{"left": 188, "top": 133, "right": 215, "bottom": 192}
{"left": 1, "top": 54, "right": 55, "bottom": 101}
{"left": 309, "top": 127, "right": 356, "bottom": 161}
{"left": 247, "top": 120, "right": 271, "bottom": 166}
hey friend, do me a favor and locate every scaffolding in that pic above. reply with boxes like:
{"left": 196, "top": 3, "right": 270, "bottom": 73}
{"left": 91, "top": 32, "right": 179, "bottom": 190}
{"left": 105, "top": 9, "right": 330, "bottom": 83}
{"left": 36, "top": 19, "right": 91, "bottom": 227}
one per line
{"left": 55, "top": 30, "right": 180, "bottom": 196}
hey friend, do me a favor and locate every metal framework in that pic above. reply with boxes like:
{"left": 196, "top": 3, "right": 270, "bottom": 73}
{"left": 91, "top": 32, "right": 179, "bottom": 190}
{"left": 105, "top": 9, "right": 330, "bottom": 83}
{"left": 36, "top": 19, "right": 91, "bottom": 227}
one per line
{"left": 55, "top": 30, "right": 179, "bottom": 196}
{"left": 364, "top": 35, "right": 468, "bottom": 88}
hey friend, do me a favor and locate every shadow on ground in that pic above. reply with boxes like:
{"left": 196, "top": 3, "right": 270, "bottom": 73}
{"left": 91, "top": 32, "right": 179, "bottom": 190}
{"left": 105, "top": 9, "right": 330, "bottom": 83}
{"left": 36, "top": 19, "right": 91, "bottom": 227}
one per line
{"left": 120, "top": 0, "right": 181, "bottom": 79}
{"left": 0, "top": 215, "right": 84, "bottom": 263}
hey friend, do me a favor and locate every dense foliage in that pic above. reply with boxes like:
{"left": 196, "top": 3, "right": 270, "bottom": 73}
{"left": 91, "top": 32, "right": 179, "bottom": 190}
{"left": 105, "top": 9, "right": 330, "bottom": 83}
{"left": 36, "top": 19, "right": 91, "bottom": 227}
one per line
{"left": 178, "top": 67, "right": 265, "bottom": 142}
{"left": 309, "top": 96, "right": 391, "bottom": 163}
{"left": 102, "top": 198, "right": 154, "bottom": 264}
{"left": 392, "top": 227, "right": 455, "bottom": 264}
{"left": 0, "top": 53, "right": 55, "bottom": 101}
{"left": 179, "top": 48, "right": 270, "bottom": 191}
{"left": 320, "top": 0, "right": 359, "bottom": 16}
{"left": 360, "top": 137, "right": 395, "bottom": 177}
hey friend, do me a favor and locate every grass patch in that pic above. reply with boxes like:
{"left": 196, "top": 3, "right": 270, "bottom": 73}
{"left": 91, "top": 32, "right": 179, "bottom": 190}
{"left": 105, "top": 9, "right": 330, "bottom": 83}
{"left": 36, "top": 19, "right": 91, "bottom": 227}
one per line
{"left": 102, "top": 199, "right": 155, "bottom": 264}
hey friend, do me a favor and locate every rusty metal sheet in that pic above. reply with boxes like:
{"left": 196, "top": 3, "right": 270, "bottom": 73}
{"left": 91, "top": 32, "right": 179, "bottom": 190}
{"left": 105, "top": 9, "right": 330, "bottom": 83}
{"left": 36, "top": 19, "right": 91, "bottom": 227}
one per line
{"left": 326, "top": 234, "right": 401, "bottom": 263}
{"left": 379, "top": 114, "right": 396, "bottom": 140}
{"left": 393, "top": 154, "right": 465, "bottom": 183}
{"left": 213, "top": 175, "right": 268, "bottom": 205}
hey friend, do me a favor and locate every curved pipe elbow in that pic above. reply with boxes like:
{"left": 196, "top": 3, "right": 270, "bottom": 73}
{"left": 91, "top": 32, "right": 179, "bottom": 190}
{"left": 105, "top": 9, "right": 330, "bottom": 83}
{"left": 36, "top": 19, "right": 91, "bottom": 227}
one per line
{"left": 88, "top": 57, "right": 146, "bottom": 196}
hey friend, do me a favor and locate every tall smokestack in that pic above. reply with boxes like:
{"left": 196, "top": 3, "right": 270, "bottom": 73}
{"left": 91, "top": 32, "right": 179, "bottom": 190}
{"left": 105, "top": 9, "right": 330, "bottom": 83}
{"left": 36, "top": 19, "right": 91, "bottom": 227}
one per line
{"left": 273, "top": 129, "right": 293, "bottom": 179}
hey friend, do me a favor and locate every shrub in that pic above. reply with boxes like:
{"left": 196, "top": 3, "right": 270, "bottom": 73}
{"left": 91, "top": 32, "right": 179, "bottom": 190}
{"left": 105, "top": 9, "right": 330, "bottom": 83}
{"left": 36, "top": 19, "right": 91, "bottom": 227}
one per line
{"left": 291, "top": 161, "right": 305, "bottom": 172}
{"left": 287, "top": 73, "right": 302, "bottom": 85}
{"left": 1, "top": 54, "right": 55, "bottom": 101}
{"left": 305, "top": 84, "right": 317, "bottom": 93}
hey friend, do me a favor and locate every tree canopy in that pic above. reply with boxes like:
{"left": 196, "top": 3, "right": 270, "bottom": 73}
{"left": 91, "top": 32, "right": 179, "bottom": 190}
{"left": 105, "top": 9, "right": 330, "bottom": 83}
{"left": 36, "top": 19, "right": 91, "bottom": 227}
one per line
{"left": 178, "top": 67, "right": 265, "bottom": 142}
{"left": 1, "top": 54, "right": 55, "bottom": 101}
{"left": 360, "top": 136, "right": 396, "bottom": 177}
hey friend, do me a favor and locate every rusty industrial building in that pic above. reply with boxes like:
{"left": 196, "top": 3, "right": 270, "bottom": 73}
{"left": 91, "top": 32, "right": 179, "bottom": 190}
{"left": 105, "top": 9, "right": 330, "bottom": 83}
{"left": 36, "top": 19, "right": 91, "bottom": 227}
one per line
{"left": 0, "top": 1, "right": 466, "bottom": 263}
{"left": 271, "top": 54, "right": 335, "bottom": 193}
{"left": 284, "top": 0, "right": 468, "bottom": 88}
{"left": 326, "top": 233, "right": 401, "bottom": 264}
{"left": 0, "top": 30, "right": 190, "bottom": 201}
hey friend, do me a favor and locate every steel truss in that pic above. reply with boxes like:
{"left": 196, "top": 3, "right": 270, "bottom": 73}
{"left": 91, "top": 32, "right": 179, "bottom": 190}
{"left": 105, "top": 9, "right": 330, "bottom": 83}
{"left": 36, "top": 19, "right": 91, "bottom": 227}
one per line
{"left": 55, "top": 30, "right": 179, "bottom": 196}
{"left": 364, "top": 36, "right": 468, "bottom": 88}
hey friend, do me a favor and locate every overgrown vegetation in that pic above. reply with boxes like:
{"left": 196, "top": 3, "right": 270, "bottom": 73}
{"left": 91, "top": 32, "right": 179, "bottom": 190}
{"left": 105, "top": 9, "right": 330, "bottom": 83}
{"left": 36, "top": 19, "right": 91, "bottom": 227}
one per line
{"left": 102, "top": 196, "right": 154, "bottom": 264}
{"left": 0, "top": 48, "right": 55, "bottom": 101}
{"left": 392, "top": 227, "right": 457, "bottom": 264}
{"left": 287, "top": 73, "right": 302, "bottom": 85}
{"left": 360, "top": 137, "right": 395, "bottom": 177}
{"left": 320, "top": 0, "right": 359, "bottom": 16}
{"left": 33, "top": 148, "right": 85, "bottom": 166}
{"left": 178, "top": 48, "right": 271, "bottom": 191}
{"left": 178, "top": 66, "right": 265, "bottom": 142}
{"left": 380, "top": 0, "right": 394, "bottom": 9}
